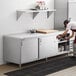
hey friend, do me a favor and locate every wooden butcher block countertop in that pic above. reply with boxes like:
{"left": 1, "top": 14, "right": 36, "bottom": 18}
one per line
{"left": 36, "top": 29, "right": 58, "bottom": 34}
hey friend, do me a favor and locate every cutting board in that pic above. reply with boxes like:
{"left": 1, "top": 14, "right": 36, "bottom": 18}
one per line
{"left": 36, "top": 29, "right": 58, "bottom": 34}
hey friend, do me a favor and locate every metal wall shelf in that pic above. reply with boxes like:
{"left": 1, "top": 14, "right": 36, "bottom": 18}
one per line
{"left": 16, "top": 9, "right": 56, "bottom": 20}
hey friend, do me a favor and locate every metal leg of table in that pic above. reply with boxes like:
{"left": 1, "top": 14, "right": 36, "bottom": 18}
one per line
{"left": 19, "top": 64, "right": 21, "bottom": 69}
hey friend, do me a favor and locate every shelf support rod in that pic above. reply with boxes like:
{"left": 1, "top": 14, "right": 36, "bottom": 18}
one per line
{"left": 16, "top": 11, "right": 24, "bottom": 20}
{"left": 47, "top": 11, "right": 53, "bottom": 18}
{"left": 33, "top": 12, "right": 39, "bottom": 19}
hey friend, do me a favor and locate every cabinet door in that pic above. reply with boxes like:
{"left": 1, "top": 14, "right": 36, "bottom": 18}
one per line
{"left": 39, "top": 36, "right": 58, "bottom": 59}
{"left": 21, "top": 38, "right": 38, "bottom": 63}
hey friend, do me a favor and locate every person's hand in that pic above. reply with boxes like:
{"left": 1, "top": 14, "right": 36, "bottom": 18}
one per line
{"left": 65, "top": 37, "right": 69, "bottom": 40}
{"left": 56, "top": 34, "right": 62, "bottom": 39}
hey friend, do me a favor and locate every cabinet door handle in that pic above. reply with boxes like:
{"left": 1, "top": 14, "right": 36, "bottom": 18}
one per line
{"left": 39, "top": 38, "right": 42, "bottom": 45}
{"left": 39, "top": 39, "right": 42, "bottom": 43}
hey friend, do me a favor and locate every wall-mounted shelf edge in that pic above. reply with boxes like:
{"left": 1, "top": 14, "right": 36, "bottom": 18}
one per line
{"left": 16, "top": 9, "right": 56, "bottom": 20}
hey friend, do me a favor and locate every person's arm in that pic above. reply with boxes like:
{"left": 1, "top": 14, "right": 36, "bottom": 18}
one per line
{"left": 56, "top": 30, "right": 68, "bottom": 39}
{"left": 64, "top": 30, "right": 74, "bottom": 40}
{"left": 68, "top": 31, "right": 74, "bottom": 39}
{"left": 58, "top": 30, "right": 74, "bottom": 40}
{"left": 58, "top": 29, "right": 69, "bottom": 38}
{"left": 61, "top": 30, "right": 68, "bottom": 37}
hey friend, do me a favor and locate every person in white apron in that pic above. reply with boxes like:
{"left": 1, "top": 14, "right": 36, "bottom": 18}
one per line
{"left": 57, "top": 20, "right": 76, "bottom": 56}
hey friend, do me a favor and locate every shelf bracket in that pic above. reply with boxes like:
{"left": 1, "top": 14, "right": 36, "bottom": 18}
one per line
{"left": 16, "top": 11, "right": 24, "bottom": 20}
{"left": 33, "top": 12, "right": 39, "bottom": 19}
{"left": 47, "top": 11, "right": 53, "bottom": 18}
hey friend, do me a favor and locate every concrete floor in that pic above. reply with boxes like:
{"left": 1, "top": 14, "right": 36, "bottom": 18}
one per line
{"left": 0, "top": 64, "right": 76, "bottom": 76}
